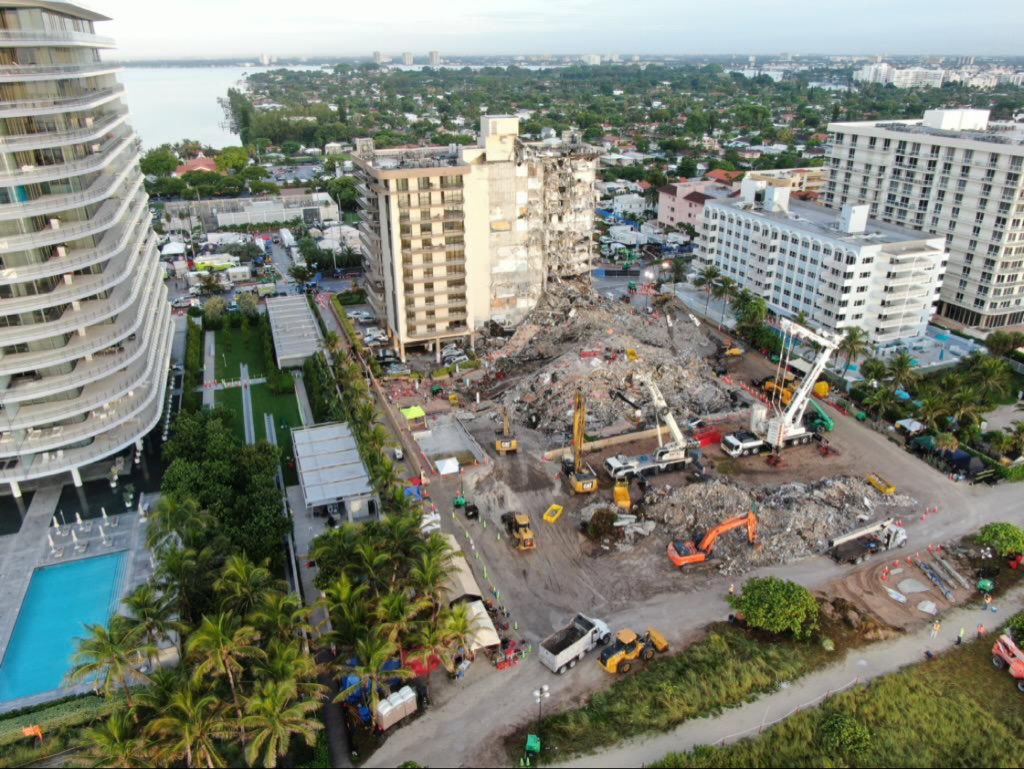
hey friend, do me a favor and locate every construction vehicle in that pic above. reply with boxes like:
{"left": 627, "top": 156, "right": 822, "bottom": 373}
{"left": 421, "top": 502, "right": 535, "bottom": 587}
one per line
{"left": 540, "top": 614, "right": 611, "bottom": 674}
{"left": 613, "top": 479, "right": 633, "bottom": 512}
{"left": 598, "top": 627, "right": 669, "bottom": 674}
{"left": 563, "top": 390, "right": 598, "bottom": 494}
{"left": 992, "top": 634, "right": 1024, "bottom": 693}
{"left": 495, "top": 408, "right": 518, "bottom": 455}
{"left": 501, "top": 513, "right": 536, "bottom": 551}
{"left": 763, "top": 379, "right": 796, "bottom": 406}
{"left": 866, "top": 473, "right": 896, "bottom": 495}
{"left": 827, "top": 518, "right": 907, "bottom": 564}
{"left": 804, "top": 400, "right": 835, "bottom": 433}
{"left": 543, "top": 504, "right": 564, "bottom": 523}
{"left": 604, "top": 378, "right": 696, "bottom": 480}
{"left": 721, "top": 319, "right": 840, "bottom": 458}
{"left": 668, "top": 511, "right": 758, "bottom": 567}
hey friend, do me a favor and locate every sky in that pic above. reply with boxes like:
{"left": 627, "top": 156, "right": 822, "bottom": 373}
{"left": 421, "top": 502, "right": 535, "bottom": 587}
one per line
{"left": 82, "top": 0, "right": 1024, "bottom": 60}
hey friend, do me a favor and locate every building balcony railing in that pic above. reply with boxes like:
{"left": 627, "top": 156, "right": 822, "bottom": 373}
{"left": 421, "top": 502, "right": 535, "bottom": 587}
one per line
{"left": 0, "top": 256, "right": 157, "bottom": 347}
{"left": 402, "top": 243, "right": 465, "bottom": 256}
{"left": 0, "top": 84, "right": 126, "bottom": 119}
{"left": 0, "top": 62, "right": 121, "bottom": 83}
{"left": 0, "top": 282, "right": 165, "bottom": 378}
{"left": 0, "top": 128, "right": 135, "bottom": 187}
{"left": 0, "top": 110, "right": 129, "bottom": 154}
{"left": 1, "top": 308, "right": 171, "bottom": 431}
{"left": 0, "top": 176, "right": 144, "bottom": 255}
{"left": 0, "top": 142, "right": 137, "bottom": 221}
{"left": 0, "top": 294, "right": 161, "bottom": 404}
{"left": 402, "top": 270, "right": 466, "bottom": 284}
{"left": 0, "top": 194, "right": 149, "bottom": 286}
{"left": 0, "top": 29, "right": 116, "bottom": 48}
{"left": 405, "top": 324, "right": 469, "bottom": 342}
{"left": 0, "top": 231, "right": 153, "bottom": 315}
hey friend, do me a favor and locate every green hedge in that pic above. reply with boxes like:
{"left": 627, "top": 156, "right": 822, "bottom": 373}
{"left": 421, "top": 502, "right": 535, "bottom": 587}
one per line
{"left": 0, "top": 693, "right": 113, "bottom": 748}
{"left": 335, "top": 289, "right": 367, "bottom": 306}
{"left": 182, "top": 319, "right": 203, "bottom": 413}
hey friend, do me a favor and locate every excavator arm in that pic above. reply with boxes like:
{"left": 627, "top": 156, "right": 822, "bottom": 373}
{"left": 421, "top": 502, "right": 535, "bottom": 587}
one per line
{"left": 697, "top": 512, "right": 758, "bottom": 554}
{"left": 573, "top": 390, "right": 586, "bottom": 474}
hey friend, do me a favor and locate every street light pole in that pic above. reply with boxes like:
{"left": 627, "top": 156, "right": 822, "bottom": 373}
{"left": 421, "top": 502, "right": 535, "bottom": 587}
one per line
{"left": 532, "top": 684, "right": 550, "bottom": 727}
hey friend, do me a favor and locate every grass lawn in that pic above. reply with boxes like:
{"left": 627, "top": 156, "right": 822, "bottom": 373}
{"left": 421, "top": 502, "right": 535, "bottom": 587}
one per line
{"left": 342, "top": 211, "right": 361, "bottom": 225}
{"left": 214, "top": 386, "right": 246, "bottom": 443}
{"left": 213, "top": 325, "right": 266, "bottom": 381}
{"left": 653, "top": 629, "right": 1024, "bottom": 768}
{"left": 249, "top": 383, "right": 303, "bottom": 485}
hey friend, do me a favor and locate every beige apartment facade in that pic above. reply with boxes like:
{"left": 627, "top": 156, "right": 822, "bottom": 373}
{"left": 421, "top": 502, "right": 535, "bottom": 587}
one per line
{"left": 354, "top": 116, "right": 599, "bottom": 359}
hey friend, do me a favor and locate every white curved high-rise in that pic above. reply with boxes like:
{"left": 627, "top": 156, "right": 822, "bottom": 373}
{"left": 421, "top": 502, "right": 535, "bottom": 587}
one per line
{"left": 0, "top": 1, "right": 172, "bottom": 496}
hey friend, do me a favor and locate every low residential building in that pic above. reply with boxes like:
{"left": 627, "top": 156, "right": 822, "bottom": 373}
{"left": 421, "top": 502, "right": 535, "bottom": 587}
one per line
{"left": 164, "top": 193, "right": 338, "bottom": 230}
{"left": 746, "top": 167, "right": 828, "bottom": 195}
{"left": 657, "top": 180, "right": 736, "bottom": 231}
{"left": 173, "top": 156, "right": 219, "bottom": 176}
{"left": 701, "top": 178, "right": 948, "bottom": 344}
{"left": 353, "top": 116, "right": 599, "bottom": 358}
{"left": 612, "top": 193, "right": 646, "bottom": 218}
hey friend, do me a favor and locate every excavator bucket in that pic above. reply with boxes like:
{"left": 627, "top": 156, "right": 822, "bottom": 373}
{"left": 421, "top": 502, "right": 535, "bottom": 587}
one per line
{"left": 645, "top": 628, "right": 670, "bottom": 653}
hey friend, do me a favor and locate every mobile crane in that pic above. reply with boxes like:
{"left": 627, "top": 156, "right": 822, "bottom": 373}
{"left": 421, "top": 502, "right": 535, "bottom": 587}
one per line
{"left": 721, "top": 319, "right": 840, "bottom": 458}
{"left": 668, "top": 511, "right": 758, "bottom": 567}
{"left": 604, "top": 378, "right": 697, "bottom": 480}
{"left": 495, "top": 407, "right": 518, "bottom": 455}
{"left": 563, "top": 390, "right": 598, "bottom": 494}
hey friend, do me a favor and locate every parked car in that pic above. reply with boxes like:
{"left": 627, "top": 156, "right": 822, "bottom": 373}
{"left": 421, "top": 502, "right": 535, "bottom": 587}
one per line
{"left": 444, "top": 354, "right": 470, "bottom": 366}
{"left": 171, "top": 297, "right": 191, "bottom": 309}
{"left": 393, "top": 447, "right": 404, "bottom": 461}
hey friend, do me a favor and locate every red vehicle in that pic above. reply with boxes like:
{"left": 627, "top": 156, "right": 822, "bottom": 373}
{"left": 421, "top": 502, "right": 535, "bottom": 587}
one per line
{"left": 991, "top": 634, "right": 1024, "bottom": 693}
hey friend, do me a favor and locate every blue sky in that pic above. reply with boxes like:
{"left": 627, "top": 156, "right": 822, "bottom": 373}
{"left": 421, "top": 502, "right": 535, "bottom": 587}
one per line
{"left": 87, "top": 0, "right": 1023, "bottom": 60}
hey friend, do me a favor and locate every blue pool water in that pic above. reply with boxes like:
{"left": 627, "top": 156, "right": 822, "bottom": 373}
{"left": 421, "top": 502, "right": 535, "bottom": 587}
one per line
{"left": 0, "top": 552, "right": 127, "bottom": 703}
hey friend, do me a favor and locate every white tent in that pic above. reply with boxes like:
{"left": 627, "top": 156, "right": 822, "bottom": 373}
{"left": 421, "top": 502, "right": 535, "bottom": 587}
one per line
{"left": 465, "top": 601, "right": 501, "bottom": 651}
{"left": 435, "top": 457, "right": 460, "bottom": 476}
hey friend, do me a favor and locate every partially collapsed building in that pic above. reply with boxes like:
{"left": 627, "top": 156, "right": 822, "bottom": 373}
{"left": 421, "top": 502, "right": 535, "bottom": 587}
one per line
{"left": 354, "top": 116, "right": 600, "bottom": 359}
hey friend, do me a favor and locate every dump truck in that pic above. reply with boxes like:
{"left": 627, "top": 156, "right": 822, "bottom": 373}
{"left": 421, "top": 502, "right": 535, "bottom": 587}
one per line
{"left": 991, "top": 634, "right": 1024, "bottom": 693}
{"left": 501, "top": 512, "right": 536, "bottom": 551}
{"left": 598, "top": 627, "right": 669, "bottom": 674}
{"left": 539, "top": 614, "right": 611, "bottom": 675}
{"left": 827, "top": 518, "right": 907, "bottom": 564}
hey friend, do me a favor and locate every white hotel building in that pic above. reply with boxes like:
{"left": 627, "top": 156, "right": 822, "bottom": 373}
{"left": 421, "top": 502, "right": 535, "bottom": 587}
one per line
{"left": 701, "top": 177, "right": 948, "bottom": 344}
{"left": 0, "top": 1, "right": 172, "bottom": 497}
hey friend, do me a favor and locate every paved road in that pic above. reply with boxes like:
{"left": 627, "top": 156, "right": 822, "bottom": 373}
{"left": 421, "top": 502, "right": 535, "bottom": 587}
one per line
{"left": 555, "top": 584, "right": 1024, "bottom": 768}
{"left": 202, "top": 330, "right": 216, "bottom": 408}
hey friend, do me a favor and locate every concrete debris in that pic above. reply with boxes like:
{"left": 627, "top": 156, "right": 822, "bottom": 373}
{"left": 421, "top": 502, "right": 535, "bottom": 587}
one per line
{"left": 488, "top": 282, "right": 736, "bottom": 435}
{"left": 898, "top": 578, "right": 930, "bottom": 594}
{"left": 642, "top": 475, "right": 919, "bottom": 575}
{"left": 885, "top": 587, "right": 908, "bottom": 604}
{"left": 917, "top": 600, "right": 938, "bottom": 615}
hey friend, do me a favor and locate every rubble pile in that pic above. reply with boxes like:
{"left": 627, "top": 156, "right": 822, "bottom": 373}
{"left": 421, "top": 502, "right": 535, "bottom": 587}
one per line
{"left": 491, "top": 283, "right": 734, "bottom": 434}
{"left": 643, "top": 476, "right": 918, "bottom": 574}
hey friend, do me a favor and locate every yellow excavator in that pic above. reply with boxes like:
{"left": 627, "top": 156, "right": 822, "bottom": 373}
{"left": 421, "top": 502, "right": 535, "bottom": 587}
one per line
{"left": 563, "top": 390, "right": 598, "bottom": 494}
{"left": 495, "top": 407, "right": 518, "bottom": 455}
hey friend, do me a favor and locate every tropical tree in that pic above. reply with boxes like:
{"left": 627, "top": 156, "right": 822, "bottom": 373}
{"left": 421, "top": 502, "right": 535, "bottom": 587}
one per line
{"left": 837, "top": 327, "right": 870, "bottom": 378}
{"left": 935, "top": 432, "right": 960, "bottom": 452}
{"left": 248, "top": 591, "right": 315, "bottom": 643}
{"left": 375, "top": 590, "right": 430, "bottom": 650}
{"left": 214, "top": 555, "right": 282, "bottom": 616}
{"left": 323, "top": 330, "right": 340, "bottom": 351}
{"left": 80, "top": 710, "right": 149, "bottom": 768}
{"left": 1007, "top": 421, "right": 1024, "bottom": 456}
{"left": 123, "top": 584, "right": 179, "bottom": 670}
{"left": 964, "top": 354, "right": 1014, "bottom": 404}
{"left": 409, "top": 552, "right": 450, "bottom": 616}
{"left": 145, "top": 496, "right": 205, "bottom": 550}
{"left": 985, "top": 430, "right": 1013, "bottom": 458}
{"left": 946, "top": 386, "right": 983, "bottom": 430}
{"left": 886, "top": 351, "right": 917, "bottom": 392}
{"left": 864, "top": 386, "right": 898, "bottom": 423}
{"left": 334, "top": 631, "right": 411, "bottom": 718}
{"left": 237, "top": 291, "right": 259, "bottom": 319}
{"left": 255, "top": 639, "right": 325, "bottom": 699}
{"left": 68, "top": 616, "right": 153, "bottom": 708}
{"left": 915, "top": 395, "right": 949, "bottom": 432}
{"left": 410, "top": 621, "right": 456, "bottom": 679}
{"left": 712, "top": 276, "right": 737, "bottom": 329}
{"left": 187, "top": 613, "right": 266, "bottom": 752}
{"left": 440, "top": 603, "right": 480, "bottom": 662}
{"left": 858, "top": 357, "right": 887, "bottom": 386}
{"left": 147, "top": 679, "right": 230, "bottom": 769}
{"left": 984, "top": 330, "right": 1024, "bottom": 357}
{"left": 321, "top": 573, "right": 370, "bottom": 651}
{"left": 241, "top": 680, "right": 323, "bottom": 769}
{"left": 692, "top": 265, "right": 721, "bottom": 317}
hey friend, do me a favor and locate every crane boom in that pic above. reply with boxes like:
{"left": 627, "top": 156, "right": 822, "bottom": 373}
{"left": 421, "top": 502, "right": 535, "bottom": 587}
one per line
{"left": 766, "top": 320, "right": 840, "bottom": 449}
{"left": 644, "top": 379, "right": 687, "bottom": 448}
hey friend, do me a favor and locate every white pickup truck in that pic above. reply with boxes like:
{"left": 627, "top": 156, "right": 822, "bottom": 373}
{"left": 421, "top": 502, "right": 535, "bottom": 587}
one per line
{"left": 539, "top": 614, "right": 611, "bottom": 674}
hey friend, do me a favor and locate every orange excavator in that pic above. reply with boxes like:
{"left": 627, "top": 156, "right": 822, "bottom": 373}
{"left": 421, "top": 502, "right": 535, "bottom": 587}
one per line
{"left": 667, "top": 511, "right": 758, "bottom": 567}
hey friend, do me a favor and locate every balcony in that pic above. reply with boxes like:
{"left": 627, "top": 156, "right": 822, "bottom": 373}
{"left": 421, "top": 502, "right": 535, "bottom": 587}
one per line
{"left": 0, "top": 30, "right": 116, "bottom": 48}
{"left": 0, "top": 110, "right": 129, "bottom": 154}
{"left": 0, "top": 62, "right": 121, "bottom": 83}
{"left": 0, "top": 282, "right": 165, "bottom": 377}
{"left": 0, "top": 175, "right": 144, "bottom": 255}
{"left": 1, "top": 308, "right": 171, "bottom": 431}
{"left": 0, "top": 194, "right": 149, "bottom": 285}
{"left": 0, "top": 129, "right": 135, "bottom": 187}
{"left": 403, "top": 242, "right": 465, "bottom": 257}
{"left": 0, "top": 231, "right": 153, "bottom": 315}
{"left": 402, "top": 270, "right": 466, "bottom": 284}
{"left": 0, "top": 254, "right": 157, "bottom": 346}
{"left": 0, "top": 143, "right": 137, "bottom": 221}
{"left": 405, "top": 324, "right": 469, "bottom": 342}
{"left": 0, "top": 85, "right": 126, "bottom": 120}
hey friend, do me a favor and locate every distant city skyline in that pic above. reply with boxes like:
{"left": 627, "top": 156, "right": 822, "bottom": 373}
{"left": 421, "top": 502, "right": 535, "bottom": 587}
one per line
{"left": 87, "top": 0, "right": 1023, "bottom": 61}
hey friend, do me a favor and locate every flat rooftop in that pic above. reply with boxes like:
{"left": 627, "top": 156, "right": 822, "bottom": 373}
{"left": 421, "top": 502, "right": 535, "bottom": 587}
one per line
{"left": 292, "top": 422, "right": 374, "bottom": 508}
{"left": 835, "top": 119, "right": 1024, "bottom": 149}
{"left": 709, "top": 198, "right": 940, "bottom": 248}
{"left": 265, "top": 296, "right": 322, "bottom": 367}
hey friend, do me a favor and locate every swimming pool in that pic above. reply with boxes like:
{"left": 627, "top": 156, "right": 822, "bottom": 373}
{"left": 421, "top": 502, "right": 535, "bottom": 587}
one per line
{"left": 0, "top": 551, "right": 128, "bottom": 703}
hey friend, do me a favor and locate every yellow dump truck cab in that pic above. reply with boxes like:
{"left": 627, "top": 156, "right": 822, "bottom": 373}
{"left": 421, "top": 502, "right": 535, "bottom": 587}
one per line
{"left": 866, "top": 473, "right": 896, "bottom": 495}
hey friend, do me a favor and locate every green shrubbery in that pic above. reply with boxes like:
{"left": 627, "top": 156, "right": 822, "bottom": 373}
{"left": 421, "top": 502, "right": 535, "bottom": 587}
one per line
{"left": 182, "top": 319, "right": 204, "bottom": 412}
{"left": 728, "top": 577, "right": 820, "bottom": 640}
{"left": 977, "top": 522, "right": 1024, "bottom": 557}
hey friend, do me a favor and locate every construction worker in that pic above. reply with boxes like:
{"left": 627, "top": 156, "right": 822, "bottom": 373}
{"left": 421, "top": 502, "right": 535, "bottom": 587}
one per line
{"left": 957, "top": 627, "right": 965, "bottom": 646}
{"left": 728, "top": 583, "right": 736, "bottom": 596}
{"left": 930, "top": 620, "right": 941, "bottom": 639}
{"left": 977, "top": 623, "right": 987, "bottom": 639}
{"left": 983, "top": 593, "right": 993, "bottom": 611}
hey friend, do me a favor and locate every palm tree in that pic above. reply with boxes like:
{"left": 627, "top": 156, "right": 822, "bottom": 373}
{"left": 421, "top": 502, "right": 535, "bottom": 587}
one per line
{"left": 712, "top": 276, "right": 737, "bottom": 329}
{"left": 965, "top": 354, "right": 1014, "bottom": 404}
{"left": 440, "top": 603, "right": 481, "bottom": 662}
{"left": 935, "top": 432, "right": 960, "bottom": 452}
{"left": 986, "top": 430, "right": 1013, "bottom": 458}
{"left": 147, "top": 679, "right": 230, "bottom": 769}
{"left": 354, "top": 542, "right": 392, "bottom": 596}
{"left": 323, "top": 330, "right": 340, "bottom": 352}
{"left": 80, "top": 711, "right": 149, "bottom": 768}
{"left": 375, "top": 591, "right": 430, "bottom": 650}
{"left": 187, "top": 613, "right": 266, "bottom": 754}
{"left": 693, "top": 265, "right": 721, "bottom": 318}
{"left": 409, "top": 552, "right": 449, "bottom": 617}
{"left": 859, "top": 357, "right": 887, "bottom": 386}
{"left": 242, "top": 680, "right": 323, "bottom": 769}
{"left": 334, "top": 631, "right": 411, "bottom": 719}
{"left": 146, "top": 496, "right": 204, "bottom": 550}
{"left": 123, "top": 584, "right": 179, "bottom": 671}
{"left": 1007, "top": 421, "right": 1024, "bottom": 457}
{"left": 214, "top": 554, "right": 282, "bottom": 616}
{"left": 864, "top": 386, "right": 898, "bottom": 423}
{"left": 69, "top": 616, "right": 153, "bottom": 709}
{"left": 795, "top": 310, "right": 809, "bottom": 326}
{"left": 837, "top": 327, "right": 870, "bottom": 378}
{"left": 255, "top": 639, "right": 325, "bottom": 699}
{"left": 154, "top": 544, "right": 220, "bottom": 629}
{"left": 321, "top": 574, "right": 370, "bottom": 652}
{"left": 916, "top": 395, "right": 949, "bottom": 432}
{"left": 410, "top": 621, "right": 456, "bottom": 680}
{"left": 946, "top": 386, "right": 983, "bottom": 430}
{"left": 886, "top": 351, "right": 918, "bottom": 392}
{"left": 248, "top": 591, "right": 315, "bottom": 643}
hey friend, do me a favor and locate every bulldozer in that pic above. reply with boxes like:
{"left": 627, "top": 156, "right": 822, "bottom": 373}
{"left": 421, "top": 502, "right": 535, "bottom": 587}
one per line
{"left": 563, "top": 390, "right": 598, "bottom": 494}
{"left": 598, "top": 627, "right": 669, "bottom": 674}
{"left": 668, "top": 511, "right": 758, "bottom": 567}
{"left": 495, "top": 407, "right": 519, "bottom": 455}
{"left": 501, "top": 512, "right": 536, "bottom": 551}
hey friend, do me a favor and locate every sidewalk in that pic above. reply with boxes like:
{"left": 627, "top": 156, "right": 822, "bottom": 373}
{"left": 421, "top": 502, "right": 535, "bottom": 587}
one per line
{"left": 202, "top": 330, "right": 216, "bottom": 408}
{"left": 555, "top": 584, "right": 1024, "bottom": 768}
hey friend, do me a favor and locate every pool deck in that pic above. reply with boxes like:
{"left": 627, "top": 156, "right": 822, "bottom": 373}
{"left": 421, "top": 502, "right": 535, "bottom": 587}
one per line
{"left": 0, "top": 486, "right": 154, "bottom": 713}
